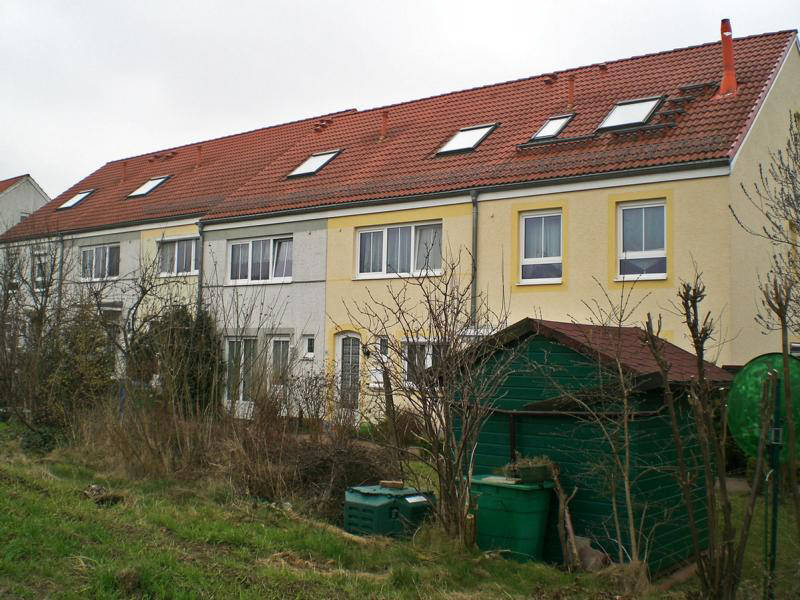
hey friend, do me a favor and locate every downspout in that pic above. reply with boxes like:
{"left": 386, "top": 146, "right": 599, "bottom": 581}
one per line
{"left": 56, "top": 233, "right": 65, "bottom": 321}
{"left": 195, "top": 222, "right": 205, "bottom": 309}
{"left": 470, "top": 189, "right": 479, "bottom": 325}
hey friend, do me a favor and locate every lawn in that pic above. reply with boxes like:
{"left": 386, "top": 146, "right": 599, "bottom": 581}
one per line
{"left": 0, "top": 421, "right": 797, "bottom": 599}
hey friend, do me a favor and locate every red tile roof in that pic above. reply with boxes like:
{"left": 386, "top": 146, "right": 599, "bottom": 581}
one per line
{"left": 3, "top": 29, "right": 796, "bottom": 241}
{"left": 0, "top": 175, "right": 27, "bottom": 195}
{"left": 524, "top": 318, "right": 732, "bottom": 383}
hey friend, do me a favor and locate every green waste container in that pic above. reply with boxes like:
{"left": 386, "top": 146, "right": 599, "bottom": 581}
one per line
{"left": 471, "top": 475, "right": 554, "bottom": 561}
{"left": 344, "top": 485, "right": 433, "bottom": 537}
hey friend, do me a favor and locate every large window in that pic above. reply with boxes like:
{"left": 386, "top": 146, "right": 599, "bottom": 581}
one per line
{"left": 229, "top": 237, "right": 292, "bottom": 283}
{"left": 81, "top": 244, "right": 120, "bottom": 280}
{"left": 357, "top": 222, "right": 442, "bottom": 277}
{"left": 159, "top": 239, "right": 199, "bottom": 275}
{"left": 32, "top": 250, "right": 52, "bottom": 291}
{"left": 618, "top": 201, "right": 666, "bottom": 279}
{"left": 520, "top": 211, "right": 562, "bottom": 283}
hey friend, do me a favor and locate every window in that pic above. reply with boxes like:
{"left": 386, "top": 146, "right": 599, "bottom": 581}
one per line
{"left": 19, "top": 211, "right": 30, "bottom": 222}
{"left": 32, "top": 251, "right": 50, "bottom": 291}
{"left": 369, "top": 336, "right": 390, "bottom": 388}
{"left": 272, "top": 338, "right": 291, "bottom": 385}
{"left": 357, "top": 222, "right": 442, "bottom": 277}
{"left": 339, "top": 335, "right": 360, "bottom": 409}
{"left": 128, "top": 176, "right": 170, "bottom": 197}
{"left": 437, "top": 124, "right": 495, "bottom": 154}
{"left": 597, "top": 98, "right": 661, "bottom": 130}
{"left": 81, "top": 244, "right": 120, "bottom": 280}
{"left": 227, "top": 338, "right": 256, "bottom": 418}
{"left": 303, "top": 335, "right": 315, "bottom": 360}
{"left": 288, "top": 150, "right": 339, "bottom": 177}
{"left": 791, "top": 343, "right": 800, "bottom": 357}
{"left": 228, "top": 237, "right": 292, "bottom": 283}
{"left": 404, "top": 341, "right": 444, "bottom": 384}
{"left": 532, "top": 115, "right": 573, "bottom": 140}
{"left": 159, "top": 239, "right": 199, "bottom": 275}
{"left": 520, "top": 211, "right": 562, "bottom": 283}
{"left": 618, "top": 201, "right": 666, "bottom": 279}
{"left": 58, "top": 189, "right": 94, "bottom": 210}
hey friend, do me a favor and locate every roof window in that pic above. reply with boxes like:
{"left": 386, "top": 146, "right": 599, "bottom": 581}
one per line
{"left": 597, "top": 97, "right": 662, "bottom": 130}
{"left": 532, "top": 115, "right": 574, "bottom": 140}
{"left": 58, "top": 189, "right": 94, "bottom": 210}
{"left": 128, "top": 176, "right": 170, "bottom": 197}
{"left": 437, "top": 124, "right": 496, "bottom": 154}
{"left": 288, "top": 150, "right": 340, "bottom": 177}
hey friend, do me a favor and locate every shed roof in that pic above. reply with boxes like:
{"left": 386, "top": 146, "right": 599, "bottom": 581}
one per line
{"left": 498, "top": 317, "right": 733, "bottom": 384}
{"left": 2, "top": 28, "right": 795, "bottom": 242}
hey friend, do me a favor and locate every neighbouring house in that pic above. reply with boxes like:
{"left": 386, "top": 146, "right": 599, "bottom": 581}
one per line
{"left": 0, "top": 174, "right": 49, "bottom": 233}
{"left": 1, "top": 21, "right": 798, "bottom": 417}
{"left": 468, "top": 317, "right": 733, "bottom": 574}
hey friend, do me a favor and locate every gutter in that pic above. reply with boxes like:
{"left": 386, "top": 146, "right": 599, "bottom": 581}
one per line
{"left": 470, "top": 189, "right": 479, "bottom": 324}
{"left": 199, "top": 157, "right": 731, "bottom": 227}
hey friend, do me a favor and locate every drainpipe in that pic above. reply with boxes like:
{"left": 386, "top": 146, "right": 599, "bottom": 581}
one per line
{"left": 470, "top": 189, "right": 479, "bottom": 325}
{"left": 195, "top": 222, "right": 205, "bottom": 309}
{"left": 56, "top": 233, "right": 65, "bottom": 321}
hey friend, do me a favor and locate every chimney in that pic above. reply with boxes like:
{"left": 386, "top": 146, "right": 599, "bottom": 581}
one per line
{"left": 195, "top": 144, "right": 203, "bottom": 169}
{"left": 566, "top": 74, "right": 575, "bottom": 112}
{"left": 716, "top": 18, "right": 738, "bottom": 96}
{"left": 379, "top": 110, "right": 389, "bottom": 141}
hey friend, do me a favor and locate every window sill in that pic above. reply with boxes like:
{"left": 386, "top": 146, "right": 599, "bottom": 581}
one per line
{"left": 516, "top": 278, "right": 562, "bottom": 286}
{"left": 80, "top": 276, "right": 120, "bottom": 283}
{"left": 354, "top": 270, "right": 442, "bottom": 281}
{"left": 614, "top": 274, "right": 667, "bottom": 282}
{"left": 158, "top": 271, "right": 199, "bottom": 278}
{"left": 301, "top": 354, "right": 314, "bottom": 361}
{"left": 225, "top": 278, "right": 292, "bottom": 286}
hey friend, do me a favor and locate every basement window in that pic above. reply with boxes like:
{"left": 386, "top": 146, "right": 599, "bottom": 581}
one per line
{"left": 532, "top": 115, "right": 573, "bottom": 140}
{"left": 128, "top": 176, "right": 170, "bottom": 197}
{"left": 597, "top": 97, "right": 662, "bottom": 131}
{"left": 58, "top": 189, "right": 94, "bottom": 209}
{"left": 437, "top": 124, "right": 496, "bottom": 154}
{"left": 288, "top": 150, "right": 340, "bottom": 177}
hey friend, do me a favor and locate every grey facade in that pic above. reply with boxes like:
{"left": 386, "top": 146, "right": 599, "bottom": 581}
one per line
{"left": 0, "top": 175, "right": 49, "bottom": 234}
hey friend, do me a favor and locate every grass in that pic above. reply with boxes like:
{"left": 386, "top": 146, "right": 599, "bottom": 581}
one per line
{"left": 0, "top": 420, "right": 797, "bottom": 599}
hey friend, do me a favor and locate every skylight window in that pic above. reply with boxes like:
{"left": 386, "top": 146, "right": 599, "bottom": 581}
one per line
{"left": 58, "top": 189, "right": 94, "bottom": 210}
{"left": 288, "top": 150, "right": 340, "bottom": 177}
{"left": 128, "top": 176, "right": 170, "bottom": 197}
{"left": 437, "top": 124, "right": 496, "bottom": 154}
{"left": 597, "top": 97, "right": 662, "bottom": 131}
{"left": 532, "top": 114, "right": 574, "bottom": 140}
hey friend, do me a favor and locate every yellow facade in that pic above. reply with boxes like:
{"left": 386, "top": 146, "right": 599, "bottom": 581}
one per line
{"left": 139, "top": 223, "right": 199, "bottom": 305}
{"left": 324, "top": 43, "right": 800, "bottom": 371}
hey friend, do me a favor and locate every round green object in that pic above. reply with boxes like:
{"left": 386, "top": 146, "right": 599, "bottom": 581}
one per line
{"left": 727, "top": 353, "right": 800, "bottom": 463}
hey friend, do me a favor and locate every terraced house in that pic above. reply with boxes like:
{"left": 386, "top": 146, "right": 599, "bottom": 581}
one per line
{"left": 3, "top": 22, "right": 799, "bottom": 415}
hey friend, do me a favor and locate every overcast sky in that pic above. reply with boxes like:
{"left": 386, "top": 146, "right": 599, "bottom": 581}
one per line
{"left": 2, "top": 0, "right": 798, "bottom": 199}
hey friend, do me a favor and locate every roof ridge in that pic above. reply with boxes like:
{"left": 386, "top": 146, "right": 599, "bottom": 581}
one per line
{"left": 335, "top": 29, "right": 798, "bottom": 119}
{"left": 105, "top": 107, "right": 358, "bottom": 165}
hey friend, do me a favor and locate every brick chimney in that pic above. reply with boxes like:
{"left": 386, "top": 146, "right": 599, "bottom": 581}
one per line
{"left": 716, "top": 18, "right": 738, "bottom": 97}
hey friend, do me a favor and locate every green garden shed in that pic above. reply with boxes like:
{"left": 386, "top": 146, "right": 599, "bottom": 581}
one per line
{"left": 471, "top": 318, "right": 733, "bottom": 575}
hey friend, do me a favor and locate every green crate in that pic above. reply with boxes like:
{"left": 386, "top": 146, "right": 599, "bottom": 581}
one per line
{"left": 344, "top": 485, "right": 433, "bottom": 537}
{"left": 471, "top": 475, "right": 554, "bottom": 561}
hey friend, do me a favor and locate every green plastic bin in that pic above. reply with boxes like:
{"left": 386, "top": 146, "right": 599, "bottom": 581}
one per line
{"left": 471, "top": 475, "right": 554, "bottom": 561}
{"left": 344, "top": 485, "right": 433, "bottom": 537}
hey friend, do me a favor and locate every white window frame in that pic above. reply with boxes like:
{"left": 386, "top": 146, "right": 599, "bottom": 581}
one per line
{"left": 368, "top": 336, "right": 390, "bottom": 389}
{"left": 226, "top": 336, "right": 257, "bottom": 419}
{"left": 616, "top": 200, "right": 667, "bottom": 281}
{"left": 519, "top": 210, "right": 563, "bottom": 285}
{"left": 32, "top": 250, "right": 50, "bottom": 291}
{"left": 80, "top": 243, "right": 120, "bottom": 281}
{"left": 355, "top": 221, "right": 442, "bottom": 279}
{"left": 532, "top": 114, "right": 574, "bottom": 140}
{"left": 158, "top": 237, "right": 199, "bottom": 277}
{"left": 227, "top": 236, "right": 293, "bottom": 285}
{"left": 302, "top": 335, "right": 315, "bottom": 360}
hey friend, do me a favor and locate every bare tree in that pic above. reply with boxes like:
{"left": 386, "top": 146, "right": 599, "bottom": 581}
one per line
{"left": 730, "top": 110, "right": 800, "bottom": 537}
{"left": 342, "top": 250, "right": 516, "bottom": 544}
{"left": 643, "top": 274, "right": 773, "bottom": 600}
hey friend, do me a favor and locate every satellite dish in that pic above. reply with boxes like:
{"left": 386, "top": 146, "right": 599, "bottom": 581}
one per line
{"left": 727, "top": 352, "right": 800, "bottom": 462}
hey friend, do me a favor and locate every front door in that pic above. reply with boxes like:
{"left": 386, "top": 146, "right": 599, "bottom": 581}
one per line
{"left": 340, "top": 335, "right": 360, "bottom": 410}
